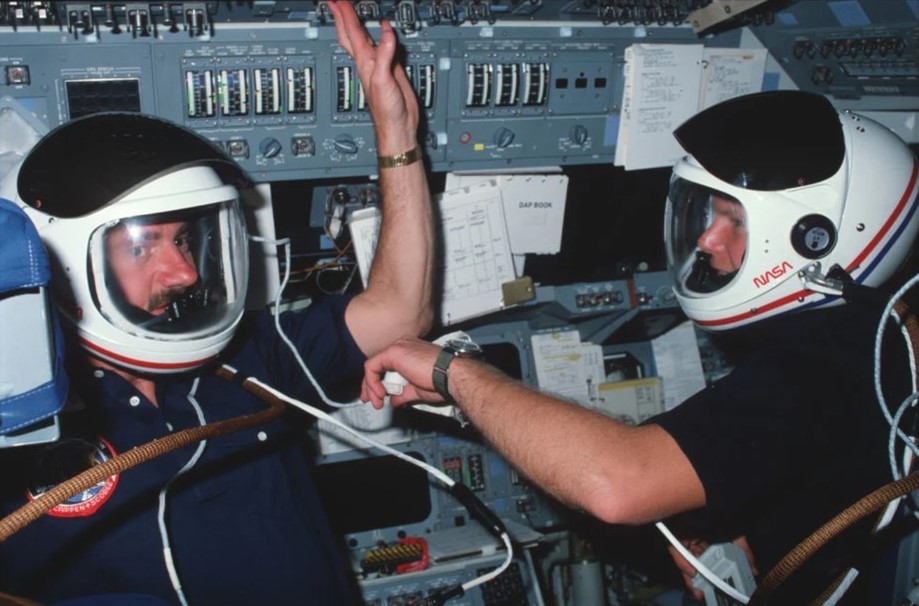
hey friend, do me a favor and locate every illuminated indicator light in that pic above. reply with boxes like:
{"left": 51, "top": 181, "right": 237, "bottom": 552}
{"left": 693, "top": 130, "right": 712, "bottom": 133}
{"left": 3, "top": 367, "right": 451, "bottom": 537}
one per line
{"left": 185, "top": 72, "right": 194, "bottom": 115}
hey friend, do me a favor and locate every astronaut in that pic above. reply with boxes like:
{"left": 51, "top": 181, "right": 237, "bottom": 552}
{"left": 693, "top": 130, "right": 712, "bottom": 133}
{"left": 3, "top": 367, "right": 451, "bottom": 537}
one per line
{"left": 0, "top": 2, "right": 433, "bottom": 604}
{"left": 360, "top": 90, "right": 919, "bottom": 603}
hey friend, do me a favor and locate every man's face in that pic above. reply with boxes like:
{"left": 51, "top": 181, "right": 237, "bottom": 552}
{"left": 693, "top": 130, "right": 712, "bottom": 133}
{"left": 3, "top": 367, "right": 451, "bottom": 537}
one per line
{"left": 696, "top": 195, "right": 747, "bottom": 275}
{"left": 105, "top": 220, "right": 199, "bottom": 316}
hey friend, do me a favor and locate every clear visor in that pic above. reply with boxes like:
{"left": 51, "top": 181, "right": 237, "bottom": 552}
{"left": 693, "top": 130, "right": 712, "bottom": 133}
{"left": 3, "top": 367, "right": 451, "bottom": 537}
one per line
{"left": 666, "top": 177, "right": 748, "bottom": 295}
{"left": 88, "top": 198, "right": 248, "bottom": 340}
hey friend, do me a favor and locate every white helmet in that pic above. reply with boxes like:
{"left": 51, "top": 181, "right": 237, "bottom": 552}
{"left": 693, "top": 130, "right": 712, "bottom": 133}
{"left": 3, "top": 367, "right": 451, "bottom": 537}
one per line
{"left": 5, "top": 113, "right": 251, "bottom": 373}
{"left": 665, "top": 91, "right": 919, "bottom": 331}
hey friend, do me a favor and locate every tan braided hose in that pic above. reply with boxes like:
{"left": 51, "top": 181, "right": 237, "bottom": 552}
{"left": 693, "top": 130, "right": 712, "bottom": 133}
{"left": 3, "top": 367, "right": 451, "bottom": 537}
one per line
{"left": 0, "top": 366, "right": 284, "bottom": 544}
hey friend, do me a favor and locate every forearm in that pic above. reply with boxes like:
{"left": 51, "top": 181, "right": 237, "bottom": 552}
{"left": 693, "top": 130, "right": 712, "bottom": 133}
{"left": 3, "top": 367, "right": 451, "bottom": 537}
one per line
{"left": 360, "top": 87, "right": 434, "bottom": 342}
{"left": 348, "top": 133, "right": 434, "bottom": 354}
{"left": 447, "top": 358, "right": 705, "bottom": 524}
{"left": 360, "top": 333, "right": 706, "bottom": 522}
{"left": 331, "top": 1, "right": 435, "bottom": 354}
{"left": 355, "top": 158, "right": 435, "bottom": 349}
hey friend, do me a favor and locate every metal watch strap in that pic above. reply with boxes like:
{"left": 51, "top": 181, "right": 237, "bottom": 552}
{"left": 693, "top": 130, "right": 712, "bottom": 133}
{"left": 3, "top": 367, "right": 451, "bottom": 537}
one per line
{"left": 377, "top": 145, "right": 422, "bottom": 169}
{"left": 432, "top": 345, "right": 458, "bottom": 401}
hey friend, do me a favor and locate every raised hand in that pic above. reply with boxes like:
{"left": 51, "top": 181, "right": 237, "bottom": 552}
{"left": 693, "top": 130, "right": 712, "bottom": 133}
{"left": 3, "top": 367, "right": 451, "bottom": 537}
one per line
{"left": 327, "top": 0, "right": 420, "bottom": 155}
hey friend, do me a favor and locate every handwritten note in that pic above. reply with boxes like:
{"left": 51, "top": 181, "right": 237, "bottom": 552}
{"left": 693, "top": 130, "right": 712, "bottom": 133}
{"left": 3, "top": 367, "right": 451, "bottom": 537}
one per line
{"left": 616, "top": 44, "right": 766, "bottom": 171}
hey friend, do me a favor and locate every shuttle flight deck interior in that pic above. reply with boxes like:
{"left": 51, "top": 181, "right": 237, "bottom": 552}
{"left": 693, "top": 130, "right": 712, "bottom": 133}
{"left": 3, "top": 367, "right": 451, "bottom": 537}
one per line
{"left": 0, "top": 1, "right": 917, "bottom": 605}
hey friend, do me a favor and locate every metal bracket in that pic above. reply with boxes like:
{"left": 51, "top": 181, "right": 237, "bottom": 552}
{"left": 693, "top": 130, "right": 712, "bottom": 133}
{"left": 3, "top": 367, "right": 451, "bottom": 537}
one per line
{"left": 688, "top": 0, "right": 769, "bottom": 33}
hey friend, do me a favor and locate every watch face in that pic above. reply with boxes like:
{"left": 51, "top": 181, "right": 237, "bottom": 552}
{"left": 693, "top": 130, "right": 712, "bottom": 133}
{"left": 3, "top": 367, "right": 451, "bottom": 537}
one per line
{"left": 445, "top": 338, "right": 482, "bottom": 356}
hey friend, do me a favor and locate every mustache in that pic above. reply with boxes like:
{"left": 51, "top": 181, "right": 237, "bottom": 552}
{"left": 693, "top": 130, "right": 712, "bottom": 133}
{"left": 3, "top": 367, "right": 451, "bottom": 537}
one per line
{"left": 147, "top": 287, "right": 192, "bottom": 312}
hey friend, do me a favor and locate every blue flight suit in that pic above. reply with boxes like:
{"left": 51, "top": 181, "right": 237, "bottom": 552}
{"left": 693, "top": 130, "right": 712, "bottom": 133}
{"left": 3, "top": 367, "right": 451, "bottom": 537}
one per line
{"left": 0, "top": 296, "right": 365, "bottom": 605}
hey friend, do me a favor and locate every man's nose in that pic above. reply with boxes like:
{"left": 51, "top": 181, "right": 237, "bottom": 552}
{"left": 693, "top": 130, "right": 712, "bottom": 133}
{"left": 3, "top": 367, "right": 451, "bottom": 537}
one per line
{"left": 158, "top": 244, "right": 198, "bottom": 287}
{"left": 697, "top": 223, "right": 727, "bottom": 254}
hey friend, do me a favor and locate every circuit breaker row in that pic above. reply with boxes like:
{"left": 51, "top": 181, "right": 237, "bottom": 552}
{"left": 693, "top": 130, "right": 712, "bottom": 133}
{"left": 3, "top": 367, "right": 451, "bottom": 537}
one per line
{"left": 180, "top": 60, "right": 557, "bottom": 122}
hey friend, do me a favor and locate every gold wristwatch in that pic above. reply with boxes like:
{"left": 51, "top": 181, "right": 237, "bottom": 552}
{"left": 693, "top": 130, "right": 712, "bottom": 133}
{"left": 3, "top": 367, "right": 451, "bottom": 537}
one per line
{"left": 377, "top": 146, "right": 423, "bottom": 169}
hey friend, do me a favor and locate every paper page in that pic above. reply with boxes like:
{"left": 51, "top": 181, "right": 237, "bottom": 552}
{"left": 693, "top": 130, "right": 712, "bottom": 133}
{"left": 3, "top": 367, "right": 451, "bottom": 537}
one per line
{"left": 499, "top": 174, "right": 568, "bottom": 255}
{"left": 614, "top": 45, "right": 635, "bottom": 167}
{"left": 347, "top": 181, "right": 515, "bottom": 325}
{"left": 594, "top": 377, "right": 664, "bottom": 425}
{"left": 531, "top": 330, "right": 605, "bottom": 405}
{"left": 444, "top": 166, "right": 562, "bottom": 186}
{"left": 439, "top": 180, "right": 516, "bottom": 325}
{"left": 699, "top": 47, "right": 767, "bottom": 109}
{"left": 651, "top": 321, "right": 706, "bottom": 410}
{"left": 348, "top": 206, "right": 382, "bottom": 288}
{"left": 615, "top": 43, "right": 705, "bottom": 171}
{"left": 445, "top": 173, "right": 568, "bottom": 255}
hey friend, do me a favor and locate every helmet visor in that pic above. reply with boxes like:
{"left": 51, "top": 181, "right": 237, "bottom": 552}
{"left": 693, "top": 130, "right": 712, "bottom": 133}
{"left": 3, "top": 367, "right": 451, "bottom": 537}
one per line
{"left": 89, "top": 198, "right": 248, "bottom": 340}
{"left": 672, "top": 91, "right": 844, "bottom": 191}
{"left": 666, "top": 177, "right": 747, "bottom": 295}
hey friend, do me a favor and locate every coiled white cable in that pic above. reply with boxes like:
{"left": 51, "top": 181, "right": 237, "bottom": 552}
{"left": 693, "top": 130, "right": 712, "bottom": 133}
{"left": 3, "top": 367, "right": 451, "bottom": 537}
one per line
{"left": 874, "top": 271, "right": 919, "bottom": 480}
{"left": 873, "top": 271, "right": 919, "bottom": 525}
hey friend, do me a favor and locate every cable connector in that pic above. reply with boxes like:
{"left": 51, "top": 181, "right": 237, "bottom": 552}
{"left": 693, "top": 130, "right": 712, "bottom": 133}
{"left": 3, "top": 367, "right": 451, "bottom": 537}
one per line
{"left": 360, "top": 537, "right": 429, "bottom": 575}
{"left": 691, "top": 542, "right": 755, "bottom": 606}
{"left": 449, "top": 482, "right": 507, "bottom": 538}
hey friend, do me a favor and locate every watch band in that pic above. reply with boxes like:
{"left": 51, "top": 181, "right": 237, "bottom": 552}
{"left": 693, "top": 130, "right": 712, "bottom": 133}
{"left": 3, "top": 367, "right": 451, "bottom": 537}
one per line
{"left": 432, "top": 345, "right": 458, "bottom": 401}
{"left": 432, "top": 340, "right": 481, "bottom": 401}
{"left": 377, "top": 145, "right": 422, "bottom": 169}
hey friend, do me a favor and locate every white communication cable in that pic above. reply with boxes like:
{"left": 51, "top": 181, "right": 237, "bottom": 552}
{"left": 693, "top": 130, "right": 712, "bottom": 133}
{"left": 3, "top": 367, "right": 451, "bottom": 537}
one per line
{"left": 245, "top": 234, "right": 515, "bottom": 599}
{"left": 248, "top": 234, "right": 359, "bottom": 409}
{"left": 222, "top": 366, "right": 515, "bottom": 595}
{"left": 821, "top": 568, "right": 861, "bottom": 606}
{"left": 158, "top": 376, "right": 208, "bottom": 606}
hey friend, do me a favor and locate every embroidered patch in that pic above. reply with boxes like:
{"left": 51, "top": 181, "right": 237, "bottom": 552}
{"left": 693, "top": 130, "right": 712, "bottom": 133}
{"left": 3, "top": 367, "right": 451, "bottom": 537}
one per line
{"left": 26, "top": 437, "right": 119, "bottom": 518}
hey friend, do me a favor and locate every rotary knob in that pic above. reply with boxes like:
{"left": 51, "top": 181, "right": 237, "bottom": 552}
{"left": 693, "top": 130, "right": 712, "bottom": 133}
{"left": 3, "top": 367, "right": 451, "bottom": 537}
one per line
{"left": 333, "top": 134, "right": 359, "bottom": 155}
{"left": 259, "top": 137, "right": 283, "bottom": 158}
{"left": 493, "top": 127, "right": 515, "bottom": 149}
{"left": 569, "top": 124, "right": 589, "bottom": 146}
